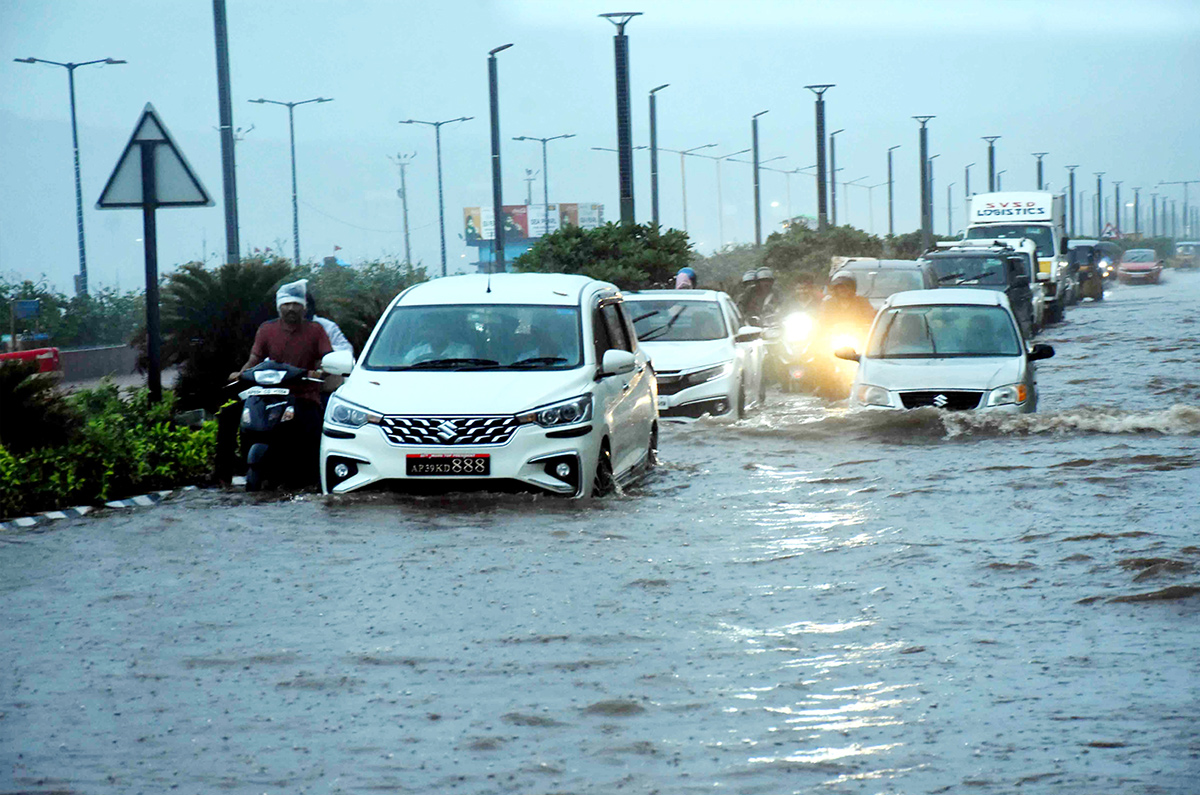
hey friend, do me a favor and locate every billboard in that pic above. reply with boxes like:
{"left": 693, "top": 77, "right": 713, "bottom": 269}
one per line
{"left": 464, "top": 203, "right": 604, "bottom": 242}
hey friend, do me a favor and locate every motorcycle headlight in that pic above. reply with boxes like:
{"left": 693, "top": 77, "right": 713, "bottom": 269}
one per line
{"left": 253, "top": 369, "right": 285, "bottom": 385}
{"left": 326, "top": 395, "right": 381, "bottom": 428}
{"left": 783, "top": 312, "right": 814, "bottom": 343}
{"left": 987, "top": 383, "right": 1028, "bottom": 406}
{"left": 855, "top": 384, "right": 891, "bottom": 407}
{"left": 681, "top": 361, "right": 734, "bottom": 388}
{"left": 829, "top": 333, "right": 860, "bottom": 356}
{"left": 517, "top": 394, "right": 593, "bottom": 428}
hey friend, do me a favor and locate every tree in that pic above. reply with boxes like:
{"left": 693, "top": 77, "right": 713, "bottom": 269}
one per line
{"left": 761, "top": 220, "right": 883, "bottom": 288}
{"left": 514, "top": 222, "right": 692, "bottom": 291}
{"left": 690, "top": 244, "right": 764, "bottom": 295}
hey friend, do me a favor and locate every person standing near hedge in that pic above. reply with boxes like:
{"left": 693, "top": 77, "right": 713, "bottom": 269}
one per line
{"left": 216, "top": 279, "right": 332, "bottom": 485}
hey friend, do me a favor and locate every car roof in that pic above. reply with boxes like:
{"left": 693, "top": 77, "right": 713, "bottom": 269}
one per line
{"left": 837, "top": 258, "right": 923, "bottom": 270}
{"left": 885, "top": 288, "right": 1008, "bottom": 308}
{"left": 626, "top": 289, "right": 727, "bottom": 302}
{"left": 398, "top": 273, "right": 612, "bottom": 307}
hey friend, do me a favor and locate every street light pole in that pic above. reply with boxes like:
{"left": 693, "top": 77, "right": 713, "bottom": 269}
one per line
{"left": 649, "top": 84, "right": 668, "bottom": 228}
{"left": 1159, "top": 180, "right": 1198, "bottom": 238}
{"left": 829, "top": 129, "right": 844, "bottom": 226}
{"left": 983, "top": 136, "right": 1000, "bottom": 192}
{"left": 513, "top": 134, "right": 576, "bottom": 238}
{"left": 1095, "top": 172, "right": 1105, "bottom": 236}
{"left": 601, "top": 12, "right": 642, "bottom": 226}
{"left": 1133, "top": 187, "right": 1141, "bottom": 236}
{"left": 1033, "top": 152, "right": 1048, "bottom": 190}
{"left": 488, "top": 44, "right": 513, "bottom": 273}
{"left": 16, "top": 56, "right": 126, "bottom": 295}
{"left": 997, "top": 170, "right": 1006, "bottom": 191}
{"left": 1065, "top": 165, "right": 1079, "bottom": 236}
{"left": 928, "top": 154, "right": 939, "bottom": 235}
{"left": 249, "top": 96, "right": 333, "bottom": 266}
{"left": 914, "top": 116, "right": 934, "bottom": 252}
{"left": 663, "top": 144, "right": 716, "bottom": 233}
{"left": 695, "top": 148, "right": 749, "bottom": 247}
{"left": 887, "top": 145, "right": 900, "bottom": 237}
{"left": 947, "top": 182, "right": 955, "bottom": 235}
{"left": 400, "top": 116, "right": 473, "bottom": 277}
{"left": 1113, "top": 181, "right": 1122, "bottom": 236}
{"left": 844, "top": 176, "right": 868, "bottom": 227}
{"left": 387, "top": 152, "right": 416, "bottom": 265}
{"left": 805, "top": 85, "right": 834, "bottom": 230}
{"left": 752, "top": 110, "right": 769, "bottom": 247}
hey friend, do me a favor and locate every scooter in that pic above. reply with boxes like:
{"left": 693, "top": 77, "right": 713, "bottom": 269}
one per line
{"left": 795, "top": 323, "right": 866, "bottom": 399}
{"left": 232, "top": 359, "right": 322, "bottom": 491}
{"left": 764, "top": 310, "right": 814, "bottom": 393}
{"left": 1078, "top": 259, "right": 1105, "bottom": 301}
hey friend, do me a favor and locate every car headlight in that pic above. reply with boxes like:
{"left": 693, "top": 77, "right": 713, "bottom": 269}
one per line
{"left": 855, "top": 384, "right": 891, "bottom": 407}
{"left": 987, "top": 383, "right": 1028, "bottom": 406}
{"left": 681, "top": 361, "right": 734, "bottom": 388}
{"left": 517, "top": 394, "right": 593, "bottom": 427}
{"left": 783, "top": 312, "right": 814, "bottom": 343}
{"left": 326, "top": 395, "right": 381, "bottom": 428}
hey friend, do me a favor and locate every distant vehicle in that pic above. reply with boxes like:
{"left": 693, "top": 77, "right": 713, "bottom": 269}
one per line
{"left": 1069, "top": 238, "right": 1121, "bottom": 282}
{"left": 626, "top": 289, "right": 765, "bottom": 419}
{"left": 319, "top": 273, "right": 658, "bottom": 498}
{"left": 964, "top": 191, "right": 1071, "bottom": 323}
{"left": 1173, "top": 241, "right": 1198, "bottom": 269}
{"left": 838, "top": 289, "right": 1054, "bottom": 414}
{"left": 921, "top": 240, "right": 1040, "bottom": 339}
{"left": 827, "top": 258, "right": 939, "bottom": 310}
{"left": 1065, "top": 240, "right": 1113, "bottom": 300}
{"left": 1117, "top": 249, "right": 1164, "bottom": 284}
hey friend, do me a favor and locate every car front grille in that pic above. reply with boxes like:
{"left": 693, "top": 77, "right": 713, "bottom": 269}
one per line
{"left": 899, "top": 390, "right": 983, "bottom": 410}
{"left": 655, "top": 371, "right": 685, "bottom": 396}
{"left": 379, "top": 415, "right": 521, "bottom": 446}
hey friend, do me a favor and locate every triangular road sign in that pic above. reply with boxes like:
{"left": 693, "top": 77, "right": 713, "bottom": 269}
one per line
{"left": 1100, "top": 222, "right": 1118, "bottom": 239}
{"left": 97, "top": 103, "right": 214, "bottom": 208}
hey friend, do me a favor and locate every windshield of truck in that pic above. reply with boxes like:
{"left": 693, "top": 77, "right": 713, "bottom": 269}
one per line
{"left": 630, "top": 300, "right": 728, "bottom": 341}
{"left": 362, "top": 304, "right": 583, "bottom": 370}
{"left": 867, "top": 305, "right": 1021, "bottom": 358}
{"left": 966, "top": 225, "right": 1053, "bottom": 258}
{"left": 926, "top": 256, "right": 1007, "bottom": 286}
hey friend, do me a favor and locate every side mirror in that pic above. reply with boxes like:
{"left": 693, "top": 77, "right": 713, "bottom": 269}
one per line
{"left": 599, "top": 348, "right": 636, "bottom": 377}
{"left": 1028, "top": 343, "right": 1055, "bottom": 361}
{"left": 833, "top": 347, "right": 860, "bottom": 362}
{"left": 321, "top": 349, "right": 355, "bottom": 376}
{"left": 734, "top": 325, "right": 762, "bottom": 343}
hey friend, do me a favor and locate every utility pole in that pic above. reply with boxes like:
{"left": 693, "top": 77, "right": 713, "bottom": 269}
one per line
{"left": 983, "top": 136, "right": 1000, "bottom": 192}
{"left": 388, "top": 152, "right": 416, "bottom": 265}
{"left": 914, "top": 116, "right": 934, "bottom": 252}
{"left": 400, "top": 116, "right": 473, "bottom": 277}
{"left": 947, "top": 182, "right": 954, "bottom": 236}
{"left": 648, "top": 84, "right": 668, "bottom": 228}
{"left": 928, "top": 154, "right": 939, "bottom": 236}
{"left": 1095, "top": 172, "right": 1105, "bottom": 237}
{"left": 1133, "top": 187, "right": 1141, "bottom": 236}
{"left": 752, "top": 110, "right": 768, "bottom": 246}
{"left": 1032, "top": 152, "right": 1048, "bottom": 190}
{"left": 1113, "top": 181, "right": 1122, "bottom": 236}
{"left": 601, "top": 12, "right": 642, "bottom": 226}
{"left": 805, "top": 85, "right": 834, "bottom": 230}
{"left": 887, "top": 145, "right": 900, "bottom": 237}
{"left": 829, "top": 128, "right": 844, "bottom": 226}
{"left": 1159, "top": 180, "right": 1198, "bottom": 238}
{"left": 1065, "top": 165, "right": 1079, "bottom": 236}
{"left": 1151, "top": 192, "right": 1158, "bottom": 236}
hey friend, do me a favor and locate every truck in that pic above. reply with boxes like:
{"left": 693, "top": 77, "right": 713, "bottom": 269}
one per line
{"left": 963, "top": 191, "right": 1071, "bottom": 324}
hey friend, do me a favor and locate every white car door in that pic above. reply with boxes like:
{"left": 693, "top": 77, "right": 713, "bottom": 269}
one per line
{"left": 725, "top": 297, "right": 763, "bottom": 405}
{"left": 595, "top": 300, "right": 641, "bottom": 475}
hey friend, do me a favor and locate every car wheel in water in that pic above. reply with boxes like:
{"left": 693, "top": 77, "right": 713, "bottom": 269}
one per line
{"left": 591, "top": 444, "right": 614, "bottom": 497}
{"left": 646, "top": 423, "right": 658, "bottom": 472}
{"left": 736, "top": 383, "right": 746, "bottom": 419}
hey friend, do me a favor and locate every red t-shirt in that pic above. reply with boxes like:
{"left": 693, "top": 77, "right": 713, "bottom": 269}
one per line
{"left": 250, "top": 319, "right": 332, "bottom": 403}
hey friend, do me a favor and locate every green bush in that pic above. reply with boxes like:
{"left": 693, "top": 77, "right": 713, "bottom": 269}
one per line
{"left": 0, "top": 383, "right": 215, "bottom": 519}
{"left": 0, "top": 277, "right": 144, "bottom": 349}
{"left": 514, "top": 222, "right": 692, "bottom": 291}
{"left": 0, "top": 360, "right": 80, "bottom": 455}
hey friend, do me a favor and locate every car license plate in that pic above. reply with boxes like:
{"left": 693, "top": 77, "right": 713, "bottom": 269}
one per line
{"left": 238, "top": 386, "right": 291, "bottom": 399}
{"left": 657, "top": 397, "right": 669, "bottom": 410}
{"left": 406, "top": 453, "right": 490, "bottom": 476}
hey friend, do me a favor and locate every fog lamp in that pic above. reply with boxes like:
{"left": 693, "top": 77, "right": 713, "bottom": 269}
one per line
{"left": 555, "top": 462, "right": 572, "bottom": 478}
{"left": 333, "top": 463, "right": 350, "bottom": 479}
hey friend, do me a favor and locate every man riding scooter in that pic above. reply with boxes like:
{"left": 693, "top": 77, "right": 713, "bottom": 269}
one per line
{"left": 797, "top": 273, "right": 878, "bottom": 398}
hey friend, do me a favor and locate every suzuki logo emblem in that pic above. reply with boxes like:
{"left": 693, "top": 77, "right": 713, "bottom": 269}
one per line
{"left": 933, "top": 394, "right": 949, "bottom": 408}
{"left": 435, "top": 420, "right": 459, "bottom": 441}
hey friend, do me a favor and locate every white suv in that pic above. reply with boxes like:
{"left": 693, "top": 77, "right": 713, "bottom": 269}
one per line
{"left": 319, "top": 273, "right": 658, "bottom": 497}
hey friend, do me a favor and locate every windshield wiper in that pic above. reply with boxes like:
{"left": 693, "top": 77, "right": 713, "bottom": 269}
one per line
{"left": 393, "top": 357, "right": 500, "bottom": 370}
{"left": 508, "top": 356, "right": 569, "bottom": 367}
{"left": 639, "top": 308, "right": 686, "bottom": 341}
{"left": 937, "top": 272, "right": 963, "bottom": 283}
{"left": 632, "top": 310, "right": 661, "bottom": 323}
{"left": 957, "top": 269, "right": 996, "bottom": 284}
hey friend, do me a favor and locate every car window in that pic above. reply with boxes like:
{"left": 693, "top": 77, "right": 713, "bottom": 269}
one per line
{"left": 616, "top": 302, "right": 639, "bottom": 351}
{"left": 862, "top": 270, "right": 925, "bottom": 298}
{"left": 927, "top": 256, "right": 1008, "bottom": 286}
{"left": 867, "top": 305, "right": 1022, "bottom": 358}
{"left": 629, "top": 300, "right": 728, "bottom": 341}
{"left": 1122, "top": 249, "right": 1155, "bottom": 262}
{"left": 601, "top": 303, "right": 631, "bottom": 352}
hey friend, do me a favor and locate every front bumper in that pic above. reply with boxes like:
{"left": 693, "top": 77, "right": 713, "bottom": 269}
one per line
{"left": 656, "top": 373, "right": 737, "bottom": 420}
{"left": 320, "top": 420, "right": 600, "bottom": 496}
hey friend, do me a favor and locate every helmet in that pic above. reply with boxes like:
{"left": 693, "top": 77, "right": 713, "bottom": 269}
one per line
{"left": 742, "top": 270, "right": 757, "bottom": 284}
{"left": 677, "top": 267, "right": 697, "bottom": 281}
{"left": 755, "top": 267, "right": 774, "bottom": 281}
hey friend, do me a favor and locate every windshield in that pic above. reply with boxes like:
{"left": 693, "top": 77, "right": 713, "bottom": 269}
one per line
{"left": 1122, "top": 249, "right": 1155, "bottom": 262}
{"left": 850, "top": 270, "right": 925, "bottom": 299}
{"left": 362, "top": 304, "right": 583, "bottom": 370}
{"left": 926, "top": 256, "right": 1007, "bottom": 286}
{"left": 866, "top": 305, "right": 1022, "bottom": 358}
{"left": 630, "top": 300, "right": 728, "bottom": 341}
{"left": 966, "top": 225, "right": 1053, "bottom": 258}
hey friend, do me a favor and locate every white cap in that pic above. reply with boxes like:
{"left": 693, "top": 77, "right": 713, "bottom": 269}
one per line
{"left": 276, "top": 278, "right": 307, "bottom": 309}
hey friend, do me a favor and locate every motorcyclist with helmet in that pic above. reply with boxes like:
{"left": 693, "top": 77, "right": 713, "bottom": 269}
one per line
{"left": 818, "top": 272, "right": 877, "bottom": 330}
{"left": 675, "top": 267, "right": 698, "bottom": 289}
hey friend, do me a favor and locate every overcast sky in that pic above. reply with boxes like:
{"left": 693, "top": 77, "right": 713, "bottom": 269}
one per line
{"left": 3, "top": 0, "right": 1199, "bottom": 293}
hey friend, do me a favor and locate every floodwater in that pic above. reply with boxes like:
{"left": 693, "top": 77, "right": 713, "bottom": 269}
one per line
{"left": 3, "top": 273, "right": 1199, "bottom": 794}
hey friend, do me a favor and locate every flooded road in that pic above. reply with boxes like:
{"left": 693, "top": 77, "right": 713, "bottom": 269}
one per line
{"left": 4, "top": 274, "right": 1199, "bottom": 794}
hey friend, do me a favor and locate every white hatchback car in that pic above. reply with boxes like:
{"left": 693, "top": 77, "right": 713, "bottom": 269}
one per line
{"left": 319, "top": 273, "right": 657, "bottom": 497}
{"left": 839, "top": 289, "right": 1054, "bottom": 413}
{"left": 625, "top": 290, "right": 765, "bottom": 419}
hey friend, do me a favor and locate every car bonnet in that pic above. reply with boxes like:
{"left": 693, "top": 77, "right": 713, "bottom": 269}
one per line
{"left": 336, "top": 367, "right": 599, "bottom": 416}
{"left": 639, "top": 338, "right": 734, "bottom": 373}
{"left": 859, "top": 355, "right": 1024, "bottom": 392}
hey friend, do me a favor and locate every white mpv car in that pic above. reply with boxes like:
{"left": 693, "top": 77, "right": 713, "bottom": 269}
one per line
{"left": 625, "top": 290, "right": 765, "bottom": 419}
{"left": 839, "top": 289, "right": 1054, "bottom": 413}
{"left": 319, "top": 273, "right": 658, "bottom": 498}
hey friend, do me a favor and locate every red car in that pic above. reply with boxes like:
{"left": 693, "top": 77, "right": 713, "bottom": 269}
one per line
{"left": 1117, "top": 248, "right": 1163, "bottom": 284}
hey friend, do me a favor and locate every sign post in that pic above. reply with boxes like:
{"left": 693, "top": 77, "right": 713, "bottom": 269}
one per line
{"left": 97, "top": 103, "right": 213, "bottom": 402}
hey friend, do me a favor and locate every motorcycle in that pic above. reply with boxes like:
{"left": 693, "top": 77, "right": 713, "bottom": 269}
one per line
{"left": 764, "top": 310, "right": 814, "bottom": 393}
{"left": 1078, "top": 259, "right": 1105, "bottom": 301}
{"left": 231, "top": 359, "right": 323, "bottom": 491}
{"left": 769, "top": 310, "right": 866, "bottom": 399}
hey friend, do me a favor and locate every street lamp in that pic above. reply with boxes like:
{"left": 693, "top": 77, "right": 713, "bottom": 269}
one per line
{"left": 805, "top": 84, "right": 834, "bottom": 230}
{"left": 865, "top": 182, "right": 887, "bottom": 234}
{"left": 248, "top": 96, "right": 333, "bottom": 266}
{"left": 600, "top": 12, "right": 642, "bottom": 225}
{"left": 1065, "top": 165, "right": 1079, "bottom": 235}
{"left": 400, "top": 116, "right": 473, "bottom": 277}
{"left": 982, "top": 136, "right": 1000, "bottom": 191}
{"left": 1032, "top": 152, "right": 1048, "bottom": 190}
{"left": 928, "top": 154, "right": 940, "bottom": 233}
{"left": 662, "top": 144, "right": 716, "bottom": 232}
{"left": 914, "top": 116, "right": 935, "bottom": 251}
{"left": 648, "top": 84, "right": 669, "bottom": 228}
{"left": 1132, "top": 187, "right": 1141, "bottom": 235}
{"left": 1095, "top": 172, "right": 1105, "bottom": 236}
{"left": 844, "top": 175, "right": 868, "bottom": 227}
{"left": 696, "top": 148, "right": 750, "bottom": 246}
{"left": 946, "top": 182, "right": 955, "bottom": 235}
{"left": 488, "top": 43, "right": 513, "bottom": 272}
{"left": 387, "top": 151, "right": 416, "bottom": 265}
{"left": 513, "top": 133, "right": 576, "bottom": 239}
{"left": 16, "top": 55, "right": 126, "bottom": 295}
{"left": 887, "top": 145, "right": 901, "bottom": 237}
{"left": 1113, "top": 181, "right": 1123, "bottom": 235}
{"left": 752, "top": 110, "right": 769, "bottom": 246}
{"left": 997, "top": 169, "right": 1006, "bottom": 190}
{"left": 829, "top": 129, "right": 845, "bottom": 225}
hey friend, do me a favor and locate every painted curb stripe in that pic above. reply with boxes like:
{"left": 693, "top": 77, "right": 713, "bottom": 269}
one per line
{"left": 3, "top": 489, "right": 191, "bottom": 531}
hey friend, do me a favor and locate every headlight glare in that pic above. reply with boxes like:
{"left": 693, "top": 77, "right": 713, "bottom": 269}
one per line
{"left": 783, "top": 312, "right": 814, "bottom": 343}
